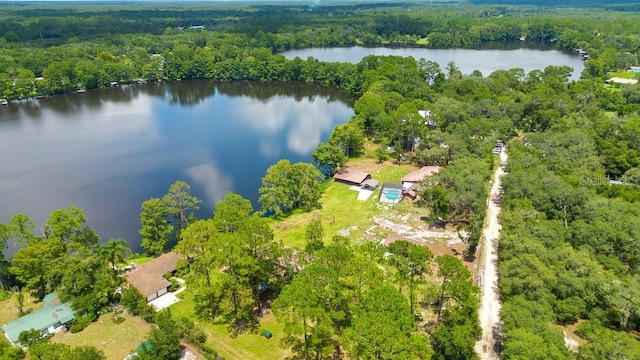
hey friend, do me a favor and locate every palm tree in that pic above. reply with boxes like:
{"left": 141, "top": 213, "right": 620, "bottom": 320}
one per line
{"left": 98, "top": 238, "right": 132, "bottom": 277}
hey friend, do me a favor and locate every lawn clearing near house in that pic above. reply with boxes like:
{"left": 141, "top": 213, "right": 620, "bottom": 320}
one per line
{"left": 272, "top": 159, "right": 419, "bottom": 249}
{"left": 0, "top": 291, "right": 44, "bottom": 326}
{"left": 51, "top": 313, "right": 152, "bottom": 360}
{"left": 172, "top": 290, "right": 290, "bottom": 360}
{"left": 608, "top": 70, "right": 638, "bottom": 79}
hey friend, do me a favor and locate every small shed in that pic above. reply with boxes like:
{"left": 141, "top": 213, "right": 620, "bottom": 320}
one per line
{"left": 361, "top": 178, "right": 379, "bottom": 190}
{"left": 334, "top": 168, "right": 371, "bottom": 186}
{"left": 379, "top": 183, "right": 403, "bottom": 205}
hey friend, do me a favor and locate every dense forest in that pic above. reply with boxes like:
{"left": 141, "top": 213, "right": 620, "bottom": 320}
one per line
{"left": 1, "top": 1, "right": 640, "bottom": 359}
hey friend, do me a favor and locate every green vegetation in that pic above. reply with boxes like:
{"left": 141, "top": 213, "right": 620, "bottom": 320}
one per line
{"left": 51, "top": 313, "right": 151, "bottom": 360}
{"left": 271, "top": 159, "right": 418, "bottom": 249}
{"left": 1, "top": 1, "right": 640, "bottom": 359}
{"left": 259, "top": 160, "right": 323, "bottom": 217}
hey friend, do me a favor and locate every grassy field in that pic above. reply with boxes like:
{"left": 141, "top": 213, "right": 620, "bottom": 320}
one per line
{"left": 608, "top": 70, "right": 639, "bottom": 79}
{"left": 165, "top": 158, "right": 417, "bottom": 359}
{"left": 51, "top": 313, "right": 152, "bottom": 360}
{"left": 0, "top": 291, "right": 44, "bottom": 326}
{"left": 271, "top": 158, "right": 418, "bottom": 249}
{"left": 172, "top": 291, "right": 290, "bottom": 360}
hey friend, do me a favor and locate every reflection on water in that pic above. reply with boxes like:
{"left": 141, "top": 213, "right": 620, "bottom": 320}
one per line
{"left": 0, "top": 80, "right": 354, "bottom": 254}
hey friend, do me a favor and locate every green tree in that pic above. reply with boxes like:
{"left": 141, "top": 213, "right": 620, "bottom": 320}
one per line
{"left": 97, "top": 238, "right": 131, "bottom": 278}
{"left": 18, "top": 329, "right": 41, "bottom": 347}
{"left": 140, "top": 198, "right": 174, "bottom": 256}
{"left": 387, "top": 240, "right": 433, "bottom": 314}
{"left": 419, "top": 185, "right": 450, "bottom": 223}
{"left": 0, "top": 338, "right": 24, "bottom": 360}
{"left": 273, "top": 263, "right": 344, "bottom": 360}
{"left": 312, "top": 142, "right": 346, "bottom": 176}
{"left": 58, "top": 254, "right": 116, "bottom": 317}
{"left": 43, "top": 206, "right": 99, "bottom": 253}
{"left": 120, "top": 286, "right": 155, "bottom": 322}
{"left": 6, "top": 214, "right": 36, "bottom": 246}
{"left": 29, "top": 341, "right": 105, "bottom": 360}
{"left": 304, "top": 218, "right": 324, "bottom": 253}
{"left": 212, "top": 193, "right": 253, "bottom": 233}
{"left": 178, "top": 194, "right": 284, "bottom": 326}
{"left": 162, "top": 181, "right": 201, "bottom": 232}
{"left": 328, "top": 123, "right": 365, "bottom": 157}
{"left": 10, "top": 238, "right": 65, "bottom": 299}
{"left": 431, "top": 322, "right": 479, "bottom": 360}
{"left": 434, "top": 255, "right": 477, "bottom": 323}
{"left": 138, "top": 311, "right": 182, "bottom": 360}
{"left": 259, "top": 160, "right": 323, "bottom": 217}
{"left": 345, "top": 286, "right": 433, "bottom": 360}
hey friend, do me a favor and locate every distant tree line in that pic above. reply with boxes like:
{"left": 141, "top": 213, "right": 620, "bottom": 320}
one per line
{"left": 1, "top": 2, "right": 640, "bottom": 100}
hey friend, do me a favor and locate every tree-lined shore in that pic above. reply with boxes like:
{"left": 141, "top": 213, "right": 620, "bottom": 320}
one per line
{"left": 1, "top": 1, "right": 640, "bottom": 359}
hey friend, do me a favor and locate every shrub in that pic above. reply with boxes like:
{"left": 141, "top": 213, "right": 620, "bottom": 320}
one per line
{"left": 121, "top": 286, "right": 155, "bottom": 323}
{"left": 69, "top": 315, "right": 94, "bottom": 333}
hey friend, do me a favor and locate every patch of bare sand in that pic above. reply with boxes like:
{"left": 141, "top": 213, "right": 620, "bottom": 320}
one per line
{"left": 358, "top": 205, "right": 470, "bottom": 262}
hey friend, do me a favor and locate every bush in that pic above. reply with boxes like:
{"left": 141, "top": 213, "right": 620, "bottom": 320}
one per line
{"left": 177, "top": 317, "right": 207, "bottom": 344}
{"left": 121, "top": 286, "right": 155, "bottom": 323}
{"left": 18, "top": 329, "right": 41, "bottom": 347}
{"left": 69, "top": 315, "right": 94, "bottom": 333}
{"left": 168, "top": 278, "right": 180, "bottom": 292}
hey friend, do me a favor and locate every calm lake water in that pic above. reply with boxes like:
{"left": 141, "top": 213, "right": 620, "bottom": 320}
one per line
{"left": 0, "top": 80, "right": 354, "bottom": 253}
{"left": 281, "top": 46, "right": 586, "bottom": 80}
{"left": 0, "top": 46, "right": 585, "bottom": 254}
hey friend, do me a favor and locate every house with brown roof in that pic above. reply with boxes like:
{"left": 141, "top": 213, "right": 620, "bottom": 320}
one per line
{"left": 402, "top": 166, "right": 441, "bottom": 190}
{"left": 126, "top": 252, "right": 183, "bottom": 302}
{"left": 333, "top": 168, "right": 371, "bottom": 186}
{"left": 401, "top": 166, "right": 441, "bottom": 200}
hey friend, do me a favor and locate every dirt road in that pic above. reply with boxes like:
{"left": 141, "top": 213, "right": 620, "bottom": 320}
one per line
{"left": 475, "top": 150, "right": 507, "bottom": 359}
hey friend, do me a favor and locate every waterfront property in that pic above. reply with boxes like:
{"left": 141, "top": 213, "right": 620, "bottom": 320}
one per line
{"left": 379, "top": 183, "right": 403, "bottom": 205}
{"left": 334, "top": 168, "right": 371, "bottom": 186}
{"left": 401, "top": 166, "right": 441, "bottom": 200}
{"left": 125, "top": 252, "right": 183, "bottom": 302}
{"left": 2, "top": 292, "right": 75, "bottom": 346}
{"left": 401, "top": 166, "right": 441, "bottom": 190}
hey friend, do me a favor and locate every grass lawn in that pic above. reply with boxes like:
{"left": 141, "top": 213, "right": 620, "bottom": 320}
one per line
{"left": 608, "top": 70, "right": 638, "bottom": 79}
{"left": 0, "top": 291, "right": 45, "bottom": 351}
{"left": 172, "top": 291, "right": 290, "bottom": 360}
{"left": 272, "top": 158, "right": 418, "bottom": 249}
{"left": 51, "top": 313, "right": 152, "bottom": 360}
{"left": 416, "top": 37, "right": 428, "bottom": 45}
{"left": 0, "top": 291, "right": 44, "bottom": 326}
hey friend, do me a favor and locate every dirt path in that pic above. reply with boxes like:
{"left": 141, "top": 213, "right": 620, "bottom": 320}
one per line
{"left": 475, "top": 150, "right": 507, "bottom": 359}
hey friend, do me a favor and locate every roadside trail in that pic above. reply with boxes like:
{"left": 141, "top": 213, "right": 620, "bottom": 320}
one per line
{"left": 475, "top": 150, "right": 507, "bottom": 359}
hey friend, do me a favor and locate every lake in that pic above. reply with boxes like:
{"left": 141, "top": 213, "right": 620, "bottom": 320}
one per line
{"left": 281, "top": 46, "right": 586, "bottom": 80}
{"left": 0, "top": 80, "right": 354, "bottom": 253}
{"left": 0, "top": 46, "right": 585, "bottom": 254}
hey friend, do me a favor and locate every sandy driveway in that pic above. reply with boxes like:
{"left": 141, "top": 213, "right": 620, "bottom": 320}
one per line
{"left": 475, "top": 150, "right": 507, "bottom": 359}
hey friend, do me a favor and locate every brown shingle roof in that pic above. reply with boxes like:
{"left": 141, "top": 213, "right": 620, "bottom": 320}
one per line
{"left": 333, "top": 168, "right": 370, "bottom": 185}
{"left": 401, "top": 166, "right": 441, "bottom": 183}
{"left": 362, "top": 178, "right": 379, "bottom": 189}
{"left": 126, "top": 252, "right": 183, "bottom": 298}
